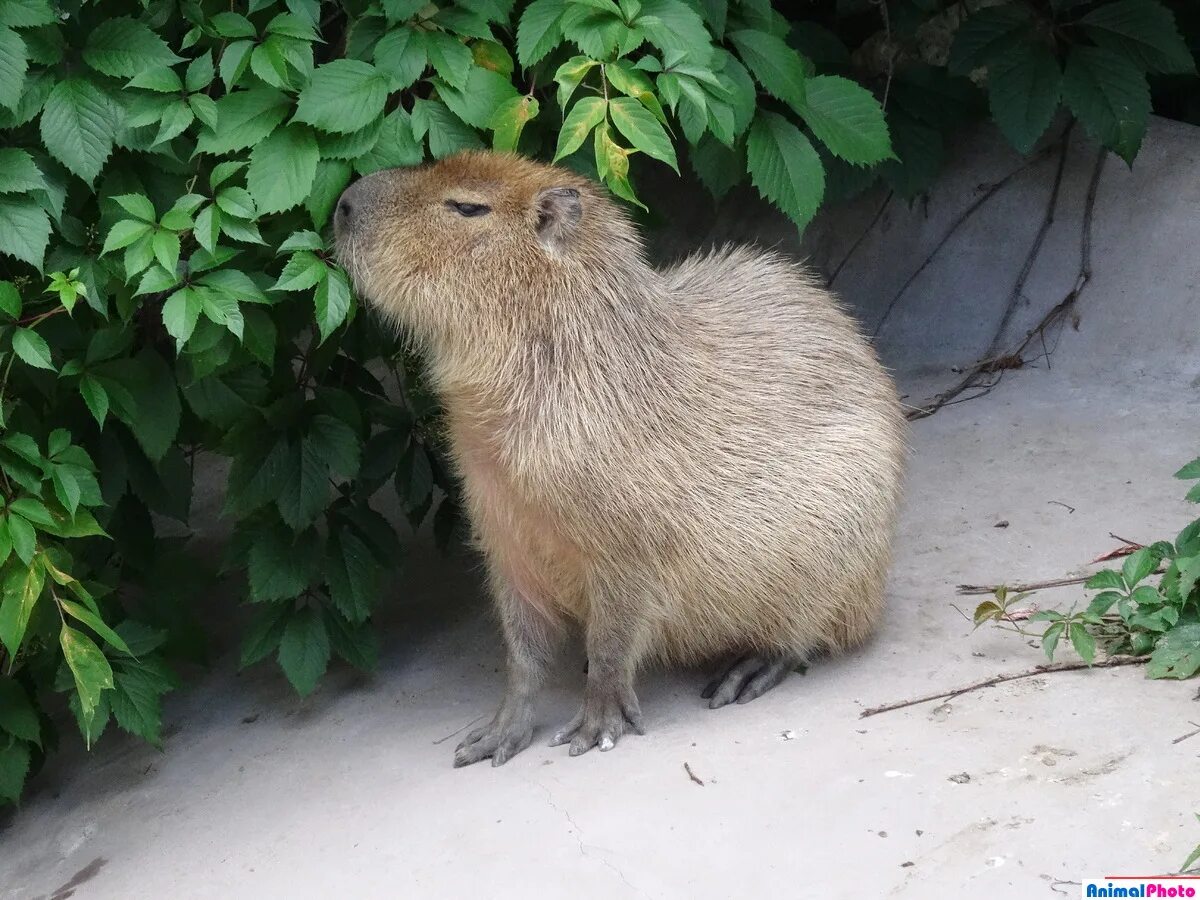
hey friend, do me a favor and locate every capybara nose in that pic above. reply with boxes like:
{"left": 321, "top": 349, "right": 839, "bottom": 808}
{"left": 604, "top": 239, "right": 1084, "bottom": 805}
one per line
{"left": 334, "top": 192, "right": 356, "bottom": 233}
{"left": 334, "top": 177, "right": 372, "bottom": 236}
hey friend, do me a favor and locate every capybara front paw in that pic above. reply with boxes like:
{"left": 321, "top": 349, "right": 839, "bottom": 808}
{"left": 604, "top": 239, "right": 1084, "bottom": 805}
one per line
{"left": 454, "top": 708, "right": 533, "bottom": 768}
{"left": 549, "top": 681, "right": 644, "bottom": 757}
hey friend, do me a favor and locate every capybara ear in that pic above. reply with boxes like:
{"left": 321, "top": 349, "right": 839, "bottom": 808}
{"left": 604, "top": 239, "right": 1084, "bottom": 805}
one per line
{"left": 534, "top": 186, "right": 582, "bottom": 253}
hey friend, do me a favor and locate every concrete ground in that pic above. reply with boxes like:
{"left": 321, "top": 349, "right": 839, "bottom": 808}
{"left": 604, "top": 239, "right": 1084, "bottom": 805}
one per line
{"left": 3, "top": 120, "right": 1200, "bottom": 899}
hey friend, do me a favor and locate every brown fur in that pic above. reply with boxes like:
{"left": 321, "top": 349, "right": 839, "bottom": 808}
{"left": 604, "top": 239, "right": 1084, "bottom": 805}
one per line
{"left": 336, "top": 151, "right": 906, "bottom": 764}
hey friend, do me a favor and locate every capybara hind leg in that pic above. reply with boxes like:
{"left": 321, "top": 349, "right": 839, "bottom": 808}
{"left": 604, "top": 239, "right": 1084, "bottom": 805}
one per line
{"left": 455, "top": 588, "right": 564, "bottom": 768}
{"left": 702, "top": 654, "right": 800, "bottom": 709}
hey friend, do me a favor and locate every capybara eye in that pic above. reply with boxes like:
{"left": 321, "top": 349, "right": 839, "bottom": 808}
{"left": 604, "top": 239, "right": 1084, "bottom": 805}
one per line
{"left": 446, "top": 200, "right": 491, "bottom": 217}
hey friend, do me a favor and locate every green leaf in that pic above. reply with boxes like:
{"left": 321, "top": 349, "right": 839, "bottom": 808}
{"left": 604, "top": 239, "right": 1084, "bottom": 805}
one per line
{"left": 310, "top": 414, "right": 360, "bottom": 479}
{"left": 352, "top": 110, "right": 423, "bottom": 175}
{"left": 553, "top": 96, "right": 607, "bottom": 162}
{"left": 116, "top": 350, "right": 182, "bottom": 461}
{"left": 988, "top": 41, "right": 1062, "bottom": 155}
{"left": 325, "top": 610, "right": 379, "bottom": 672}
{"left": 800, "top": 74, "right": 891, "bottom": 165}
{"left": 689, "top": 133, "right": 744, "bottom": 199}
{"left": 51, "top": 468, "right": 79, "bottom": 514}
{"left": 491, "top": 94, "right": 540, "bottom": 152}
{"left": 278, "top": 606, "right": 330, "bottom": 696}
{"left": 59, "top": 598, "right": 132, "bottom": 655}
{"left": 411, "top": 98, "right": 483, "bottom": 158}
{"left": 211, "top": 11, "right": 257, "bottom": 38}
{"left": 437, "top": 66, "right": 520, "bottom": 130}
{"left": 0, "top": 560, "right": 42, "bottom": 654}
{"left": 382, "top": 0, "right": 426, "bottom": 21}
{"left": 314, "top": 267, "right": 352, "bottom": 342}
{"left": 216, "top": 186, "right": 257, "bottom": 220}
{"left": 79, "top": 376, "right": 109, "bottom": 428}
{"left": 0, "top": 678, "right": 39, "bottom": 745}
{"left": 0, "top": 740, "right": 30, "bottom": 803}
{"left": 373, "top": 26, "right": 428, "bottom": 91}
{"left": 186, "top": 52, "right": 215, "bottom": 91}
{"left": 1122, "top": 547, "right": 1157, "bottom": 587}
{"left": 0, "top": 280, "right": 18, "bottom": 319}
{"left": 1062, "top": 46, "right": 1150, "bottom": 165}
{"left": 199, "top": 289, "right": 243, "bottom": 340}
{"left": 608, "top": 96, "right": 678, "bottom": 172}
{"left": 948, "top": 3, "right": 1032, "bottom": 76}
{"left": 746, "top": 110, "right": 825, "bottom": 231}
{"left": 278, "top": 439, "right": 328, "bottom": 530}
{"left": 196, "top": 88, "right": 291, "bottom": 155}
{"left": 60, "top": 624, "right": 114, "bottom": 720}
{"left": 248, "top": 525, "right": 311, "bottom": 602}
{"left": 239, "top": 603, "right": 290, "bottom": 668}
{"left": 1146, "top": 623, "right": 1200, "bottom": 679}
{"left": 1085, "top": 590, "right": 1123, "bottom": 617}
{"left": 0, "top": 148, "right": 44, "bottom": 193}
{"left": 219, "top": 39, "right": 254, "bottom": 90}
{"left": 151, "top": 229, "right": 180, "bottom": 273}
{"left": 327, "top": 530, "right": 381, "bottom": 623}
{"left": 729, "top": 29, "right": 806, "bottom": 113}
{"left": 555, "top": 55, "right": 597, "bottom": 110}
{"left": 0, "top": 0, "right": 54, "bottom": 27}
{"left": 424, "top": 31, "right": 473, "bottom": 90}
{"left": 295, "top": 59, "right": 390, "bottom": 134}
{"left": 12, "top": 326, "right": 53, "bottom": 370}
{"left": 1068, "top": 622, "right": 1096, "bottom": 664}
{"left": 6, "top": 514, "right": 35, "bottom": 564}
{"left": 109, "top": 663, "right": 169, "bottom": 746}
{"left": 83, "top": 16, "right": 182, "bottom": 77}
{"left": 39, "top": 78, "right": 116, "bottom": 184}
{"left": 272, "top": 252, "right": 328, "bottom": 292}
{"left": 0, "top": 25, "right": 27, "bottom": 113}
{"left": 1081, "top": 0, "right": 1194, "bottom": 74}
{"left": 0, "top": 195, "right": 50, "bottom": 270}
{"left": 517, "top": 0, "right": 565, "bottom": 67}
{"left": 10, "top": 497, "right": 52, "bottom": 528}
{"left": 1042, "top": 621, "right": 1065, "bottom": 660}
{"left": 309, "top": 160, "right": 352, "bottom": 229}
{"left": 1085, "top": 569, "right": 1124, "bottom": 590}
{"left": 560, "top": 6, "right": 626, "bottom": 59}
{"left": 162, "top": 287, "right": 203, "bottom": 344}
{"left": 638, "top": 0, "right": 712, "bottom": 58}
{"left": 128, "top": 65, "right": 183, "bottom": 93}
{"left": 102, "top": 219, "right": 154, "bottom": 254}
{"left": 248, "top": 124, "right": 319, "bottom": 216}
{"left": 1174, "top": 457, "right": 1200, "bottom": 480}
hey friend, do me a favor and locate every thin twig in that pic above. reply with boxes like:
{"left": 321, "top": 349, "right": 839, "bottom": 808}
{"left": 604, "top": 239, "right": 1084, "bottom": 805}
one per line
{"left": 871, "top": 140, "right": 1061, "bottom": 339}
{"left": 432, "top": 714, "right": 484, "bottom": 745}
{"left": 957, "top": 561, "right": 1168, "bottom": 595}
{"left": 907, "top": 144, "right": 1107, "bottom": 421}
{"left": 683, "top": 762, "right": 705, "bottom": 786}
{"left": 859, "top": 656, "right": 1150, "bottom": 718}
{"left": 1108, "top": 533, "right": 1143, "bottom": 548}
{"left": 1171, "top": 722, "right": 1200, "bottom": 745}
{"left": 827, "top": 191, "right": 893, "bottom": 289}
{"left": 957, "top": 575, "right": 1091, "bottom": 595}
{"left": 906, "top": 131, "right": 1073, "bottom": 420}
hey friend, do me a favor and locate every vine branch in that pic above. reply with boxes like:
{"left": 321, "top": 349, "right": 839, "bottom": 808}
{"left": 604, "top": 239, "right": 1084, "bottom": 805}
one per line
{"left": 859, "top": 655, "right": 1150, "bottom": 718}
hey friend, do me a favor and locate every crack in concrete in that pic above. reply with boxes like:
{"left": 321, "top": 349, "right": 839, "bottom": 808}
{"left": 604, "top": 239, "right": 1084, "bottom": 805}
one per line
{"left": 529, "top": 778, "right": 648, "bottom": 898}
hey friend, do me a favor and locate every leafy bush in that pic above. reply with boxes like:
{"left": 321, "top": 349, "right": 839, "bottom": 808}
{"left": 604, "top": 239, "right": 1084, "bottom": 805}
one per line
{"left": 0, "top": 0, "right": 1194, "bottom": 806}
{"left": 974, "top": 455, "right": 1200, "bottom": 678}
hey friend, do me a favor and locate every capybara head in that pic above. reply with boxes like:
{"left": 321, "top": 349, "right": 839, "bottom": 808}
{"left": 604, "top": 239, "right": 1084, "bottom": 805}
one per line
{"left": 334, "top": 152, "right": 643, "bottom": 353}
